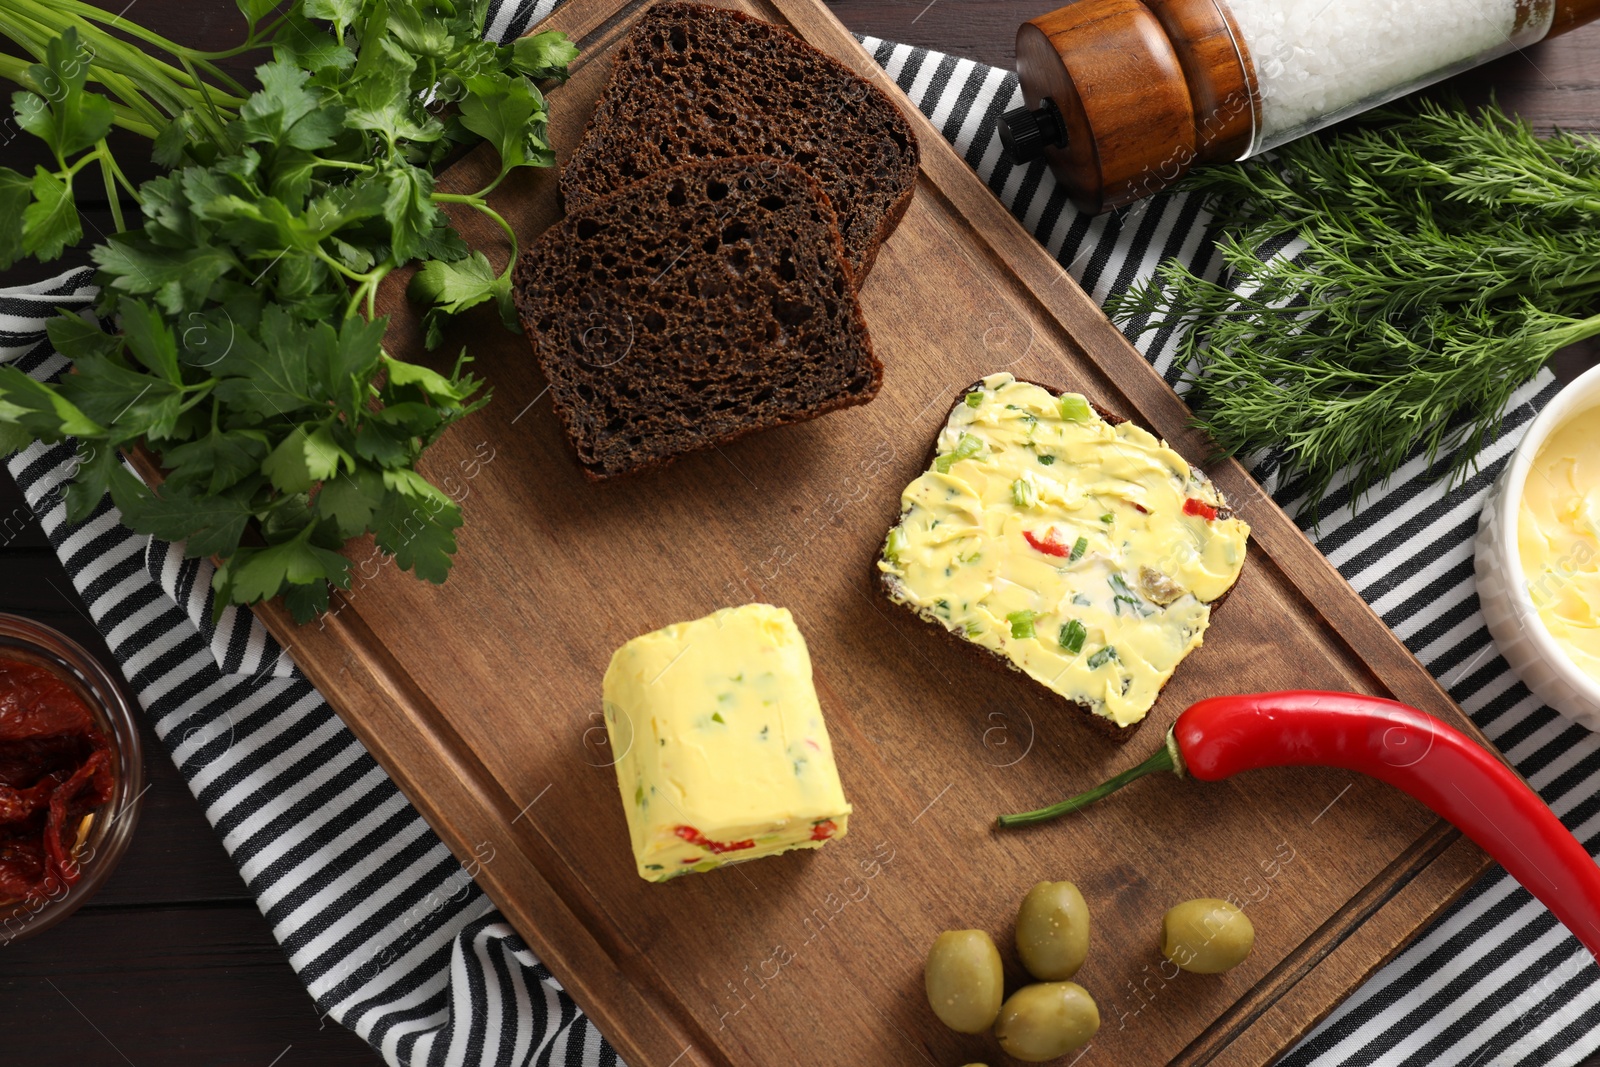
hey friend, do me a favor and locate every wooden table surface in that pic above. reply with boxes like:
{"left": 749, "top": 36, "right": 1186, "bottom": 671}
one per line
{"left": 1, "top": 3, "right": 1598, "bottom": 1064}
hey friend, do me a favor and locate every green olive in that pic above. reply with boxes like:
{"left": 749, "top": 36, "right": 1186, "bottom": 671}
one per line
{"left": 924, "top": 929, "right": 1004, "bottom": 1033}
{"left": 1015, "top": 880, "right": 1090, "bottom": 980}
{"left": 1161, "top": 898, "right": 1255, "bottom": 974}
{"left": 993, "top": 981, "right": 1100, "bottom": 1061}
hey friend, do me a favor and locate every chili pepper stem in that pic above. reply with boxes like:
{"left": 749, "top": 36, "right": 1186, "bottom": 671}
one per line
{"left": 997, "top": 729, "right": 1187, "bottom": 828}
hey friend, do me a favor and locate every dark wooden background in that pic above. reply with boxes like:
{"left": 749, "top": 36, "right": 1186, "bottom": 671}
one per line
{"left": 1, "top": 2, "right": 1598, "bottom": 1063}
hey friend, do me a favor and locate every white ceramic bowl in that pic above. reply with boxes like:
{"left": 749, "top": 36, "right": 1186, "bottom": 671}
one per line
{"left": 1475, "top": 363, "right": 1600, "bottom": 731}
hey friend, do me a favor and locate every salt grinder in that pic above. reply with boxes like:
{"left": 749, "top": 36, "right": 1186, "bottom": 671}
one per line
{"left": 1001, "top": 0, "right": 1600, "bottom": 213}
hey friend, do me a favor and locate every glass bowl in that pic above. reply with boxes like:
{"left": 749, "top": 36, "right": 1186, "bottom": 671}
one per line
{"left": 0, "top": 613, "right": 144, "bottom": 943}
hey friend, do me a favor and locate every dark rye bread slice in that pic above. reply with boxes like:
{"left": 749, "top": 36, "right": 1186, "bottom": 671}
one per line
{"left": 511, "top": 157, "right": 881, "bottom": 480}
{"left": 559, "top": 1, "right": 919, "bottom": 281}
{"left": 874, "top": 380, "right": 1241, "bottom": 744}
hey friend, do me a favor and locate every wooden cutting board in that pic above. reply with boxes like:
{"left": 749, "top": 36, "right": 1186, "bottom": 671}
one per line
{"left": 247, "top": 1, "right": 1498, "bottom": 1062}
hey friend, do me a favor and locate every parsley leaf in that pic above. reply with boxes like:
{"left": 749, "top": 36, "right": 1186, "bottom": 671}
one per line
{"left": 347, "top": 65, "right": 444, "bottom": 147}
{"left": 62, "top": 444, "right": 145, "bottom": 524}
{"left": 380, "top": 165, "right": 443, "bottom": 263}
{"left": 512, "top": 31, "right": 579, "bottom": 81}
{"left": 309, "top": 314, "right": 385, "bottom": 415}
{"left": 458, "top": 72, "right": 552, "bottom": 175}
{"left": 161, "top": 427, "right": 271, "bottom": 494}
{"left": 261, "top": 422, "right": 355, "bottom": 493}
{"left": 384, "top": 351, "right": 483, "bottom": 410}
{"left": 301, "top": 0, "right": 362, "bottom": 36}
{"left": 13, "top": 30, "right": 114, "bottom": 159}
{"left": 119, "top": 300, "right": 183, "bottom": 384}
{"left": 0, "top": 365, "right": 102, "bottom": 440}
{"left": 0, "top": 168, "right": 34, "bottom": 269}
{"left": 118, "top": 480, "right": 257, "bottom": 558}
{"left": 235, "top": 0, "right": 280, "bottom": 28}
{"left": 93, "top": 232, "right": 238, "bottom": 316}
{"left": 22, "top": 167, "right": 80, "bottom": 261}
{"left": 409, "top": 251, "right": 505, "bottom": 348}
{"left": 218, "top": 533, "right": 353, "bottom": 608}
{"left": 44, "top": 314, "right": 117, "bottom": 363}
{"left": 271, "top": 16, "right": 355, "bottom": 75}
{"left": 54, "top": 351, "right": 185, "bottom": 443}
{"left": 164, "top": 425, "right": 270, "bottom": 495}
{"left": 0, "top": 420, "right": 31, "bottom": 457}
{"left": 315, "top": 467, "right": 383, "bottom": 539}
{"left": 410, "top": 252, "right": 499, "bottom": 313}
{"left": 375, "top": 474, "right": 462, "bottom": 583}
{"left": 238, "top": 59, "right": 344, "bottom": 150}
{"left": 211, "top": 306, "right": 319, "bottom": 420}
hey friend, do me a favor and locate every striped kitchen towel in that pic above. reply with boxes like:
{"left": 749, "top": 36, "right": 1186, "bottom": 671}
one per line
{"left": 2, "top": 1, "right": 1595, "bottom": 1063}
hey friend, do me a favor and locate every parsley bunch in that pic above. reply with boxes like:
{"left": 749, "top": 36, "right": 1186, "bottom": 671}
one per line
{"left": 0, "top": 0, "right": 577, "bottom": 621}
{"left": 1108, "top": 100, "right": 1600, "bottom": 517}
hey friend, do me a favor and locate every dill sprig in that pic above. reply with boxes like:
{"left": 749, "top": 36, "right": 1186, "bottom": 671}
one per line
{"left": 1108, "top": 99, "right": 1600, "bottom": 516}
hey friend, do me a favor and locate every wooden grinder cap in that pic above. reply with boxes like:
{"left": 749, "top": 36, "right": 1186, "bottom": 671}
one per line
{"left": 1010, "top": 0, "right": 1259, "bottom": 214}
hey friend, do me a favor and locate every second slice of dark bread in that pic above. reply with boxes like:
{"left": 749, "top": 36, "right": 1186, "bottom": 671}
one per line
{"left": 511, "top": 157, "right": 881, "bottom": 480}
{"left": 559, "top": 2, "right": 919, "bottom": 281}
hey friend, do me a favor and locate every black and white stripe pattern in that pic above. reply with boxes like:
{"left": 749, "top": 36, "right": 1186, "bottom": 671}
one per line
{"left": 485, "top": 0, "right": 564, "bottom": 43}
{"left": 1, "top": 7, "right": 1594, "bottom": 1062}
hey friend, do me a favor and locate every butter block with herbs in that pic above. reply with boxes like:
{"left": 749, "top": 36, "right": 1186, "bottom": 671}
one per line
{"left": 602, "top": 604, "right": 852, "bottom": 882}
{"left": 878, "top": 373, "right": 1249, "bottom": 728}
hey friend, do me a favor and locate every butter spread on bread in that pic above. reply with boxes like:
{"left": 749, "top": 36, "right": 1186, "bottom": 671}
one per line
{"left": 878, "top": 374, "right": 1249, "bottom": 727}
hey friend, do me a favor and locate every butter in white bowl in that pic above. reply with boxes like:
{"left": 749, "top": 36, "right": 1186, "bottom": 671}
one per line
{"left": 601, "top": 604, "right": 852, "bottom": 882}
{"left": 1518, "top": 414, "right": 1600, "bottom": 681}
{"left": 1476, "top": 362, "right": 1600, "bottom": 730}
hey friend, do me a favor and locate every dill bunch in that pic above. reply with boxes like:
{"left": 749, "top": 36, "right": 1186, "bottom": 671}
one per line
{"left": 1107, "top": 99, "right": 1600, "bottom": 516}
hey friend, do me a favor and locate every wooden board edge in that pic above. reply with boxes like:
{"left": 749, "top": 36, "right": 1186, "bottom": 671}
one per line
{"left": 1207, "top": 834, "right": 1492, "bottom": 1067}
{"left": 1175, "top": 824, "right": 1490, "bottom": 1065}
{"left": 254, "top": 595, "right": 728, "bottom": 1067}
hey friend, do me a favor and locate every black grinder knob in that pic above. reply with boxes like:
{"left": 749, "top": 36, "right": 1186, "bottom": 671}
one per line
{"left": 998, "top": 97, "right": 1070, "bottom": 164}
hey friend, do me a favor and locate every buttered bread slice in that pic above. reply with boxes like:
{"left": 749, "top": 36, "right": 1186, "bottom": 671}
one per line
{"left": 877, "top": 373, "right": 1249, "bottom": 730}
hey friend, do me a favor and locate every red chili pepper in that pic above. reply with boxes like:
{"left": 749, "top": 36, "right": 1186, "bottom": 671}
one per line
{"left": 1023, "top": 529, "right": 1070, "bottom": 558}
{"left": 1130, "top": 502, "right": 1149, "bottom": 514}
{"left": 1183, "top": 498, "right": 1218, "bottom": 520}
{"left": 998, "top": 691, "right": 1600, "bottom": 960}
{"left": 675, "top": 825, "right": 755, "bottom": 854}
{"left": 810, "top": 820, "right": 837, "bottom": 841}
